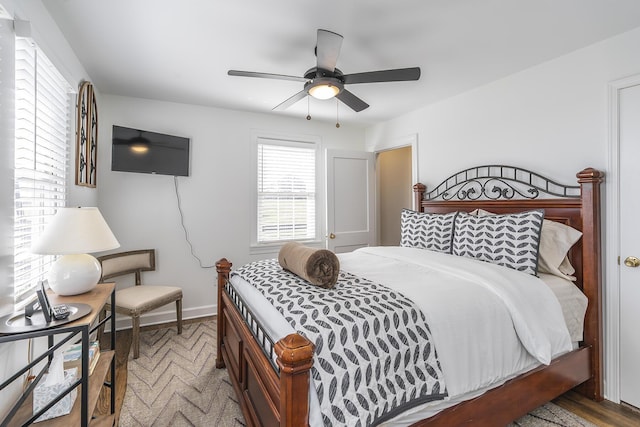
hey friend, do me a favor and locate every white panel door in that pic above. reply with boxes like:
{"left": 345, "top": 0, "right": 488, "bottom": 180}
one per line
{"left": 326, "top": 150, "right": 375, "bottom": 253}
{"left": 620, "top": 83, "right": 640, "bottom": 409}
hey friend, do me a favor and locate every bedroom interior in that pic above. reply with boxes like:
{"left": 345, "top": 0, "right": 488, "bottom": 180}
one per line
{"left": 2, "top": 1, "right": 640, "bottom": 426}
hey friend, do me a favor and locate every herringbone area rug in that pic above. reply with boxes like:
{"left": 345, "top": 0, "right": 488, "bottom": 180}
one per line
{"left": 119, "top": 320, "right": 244, "bottom": 426}
{"left": 119, "top": 320, "right": 595, "bottom": 427}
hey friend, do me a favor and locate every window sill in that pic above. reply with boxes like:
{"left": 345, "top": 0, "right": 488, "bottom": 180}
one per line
{"left": 249, "top": 240, "right": 324, "bottom": 256}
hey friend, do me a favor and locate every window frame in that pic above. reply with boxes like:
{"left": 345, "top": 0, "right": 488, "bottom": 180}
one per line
{"left": 250, "top": 131, "right": 323, "bottom": 255}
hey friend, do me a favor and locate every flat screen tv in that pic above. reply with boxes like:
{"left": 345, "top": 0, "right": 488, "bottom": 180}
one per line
{"left": 111, "top": 125, "right": 190, "bottom": 176}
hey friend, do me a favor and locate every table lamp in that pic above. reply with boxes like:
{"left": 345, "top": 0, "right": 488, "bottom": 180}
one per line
{"left": 31, "top": 207, "right": 120, "bottom": 296}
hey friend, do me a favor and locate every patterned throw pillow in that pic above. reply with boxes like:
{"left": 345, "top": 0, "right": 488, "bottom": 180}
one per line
{"left": 471, "top": 208, "right": 581, "bottom": 280}
{"left": 453, "top": 210, "right": 545, "bottom": 275}
{"left": 400, "top": 209, "right": 458, "bottom": 253}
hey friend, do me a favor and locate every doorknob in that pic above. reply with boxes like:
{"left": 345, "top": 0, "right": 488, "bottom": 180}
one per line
{"left": 624, "top": 256, "right": 640, "bottom": 268}
{"left": 329, "top": 233, "right": 336, "bottom": 239}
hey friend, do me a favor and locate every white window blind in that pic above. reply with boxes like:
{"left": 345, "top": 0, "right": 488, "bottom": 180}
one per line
{"left": 257, "top": 139, "right": 317, "bottom": 243}
{"left": 13, "top": 37, "right": 71, "bottom": 305}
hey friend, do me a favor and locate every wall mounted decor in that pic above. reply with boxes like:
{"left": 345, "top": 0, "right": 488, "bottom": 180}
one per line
{"left": 75, "top": 81, "right": 98, "bottom": 187}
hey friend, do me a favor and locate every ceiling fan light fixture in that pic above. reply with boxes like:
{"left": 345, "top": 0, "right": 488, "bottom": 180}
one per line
{"left": 308, "top": 83, "right": 340, "bottom": 100}
{"left": 306, "top": 78, "right": 343, "bottom": 100}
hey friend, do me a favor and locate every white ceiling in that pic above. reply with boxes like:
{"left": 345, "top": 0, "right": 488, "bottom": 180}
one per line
{"left": 44, "top": 0, "right": 640, "bottom": 126}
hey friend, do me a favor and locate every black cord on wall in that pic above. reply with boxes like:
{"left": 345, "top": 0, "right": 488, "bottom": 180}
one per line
{"left": 173, "top": 176, "right": 215, "bottom": 268}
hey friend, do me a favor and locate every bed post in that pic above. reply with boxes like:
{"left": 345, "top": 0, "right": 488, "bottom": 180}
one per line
{"left": 274, "top": 334, "right": 314, "bottom": 427}
{"left": 576, "top": 167, "right": 604, "bottom": 401}
{"left": 215, "top": 258, "right": 232, "bottom": 369}
{"left": 414, "top": 183, "right": 426, "bottom": 211}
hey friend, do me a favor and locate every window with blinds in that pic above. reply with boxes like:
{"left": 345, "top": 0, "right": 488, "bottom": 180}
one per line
{"left": 257, "top": 139, "right": 318, "bottom": 244}
{"left": 13, "top": 37, "right": 72, "bottom": 306}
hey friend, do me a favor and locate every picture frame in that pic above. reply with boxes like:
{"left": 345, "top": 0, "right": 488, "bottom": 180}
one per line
{"left": 36, "top": 286, "right": 52, "bottom": 323}
{"left": 75, "top": 81, "right": 98, "bottom": 187}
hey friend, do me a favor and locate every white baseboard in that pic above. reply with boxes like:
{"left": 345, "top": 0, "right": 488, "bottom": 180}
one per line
{"left": 104, "top": 304, "right": 217, "bottom": 332}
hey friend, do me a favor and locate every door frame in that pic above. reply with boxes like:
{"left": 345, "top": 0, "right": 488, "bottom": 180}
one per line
{"left": 606, "top": 73, "right": 640, "bottom": 403}
{"left": 374, "top": 134, "right": 418, "bottom": 246}
{"left": 374, "top": 133, "right": 419, "bottom": 208}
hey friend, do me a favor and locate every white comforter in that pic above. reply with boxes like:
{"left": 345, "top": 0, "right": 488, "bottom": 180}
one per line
{"left": 229, "top": 246, "right": 574, "bottom": 426}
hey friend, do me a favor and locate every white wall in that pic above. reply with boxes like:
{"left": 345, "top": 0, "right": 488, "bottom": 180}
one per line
{"left": 97, "top": 95, "right": 366, "bottom": 326}
{"left": 366, "top": 26, "right": 640, "bottom": 402}
{"left": 0, "top": 18, "right": 18, "bottom": 413}
{"left": 0, "top": 17, "right": 15, "bottom": 316}
{"left": 366, "top": 26, "right": 640, "bottom": 185}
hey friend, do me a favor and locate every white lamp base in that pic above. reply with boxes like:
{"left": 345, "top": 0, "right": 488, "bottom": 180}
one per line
{"left": 48, "top": 254, "right": 102, "bottom": 296}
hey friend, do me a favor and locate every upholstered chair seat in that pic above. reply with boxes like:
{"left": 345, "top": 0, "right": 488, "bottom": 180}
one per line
{"left": 115, "top": 286, "right": 182, "bottom": 313}
{"left": 98, "top": 249, "right": 183, "bottom": 359}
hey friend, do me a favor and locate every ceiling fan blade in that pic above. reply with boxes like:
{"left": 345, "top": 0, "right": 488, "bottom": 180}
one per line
{"left": 316, "top": 29, "right": 343, "bottom": 72}
{"left": 343, "top": 67, "right": 421, "bottom": 84}
{"left": 273, "top": 90, "right": 308, "bottom": 111}
{"left": 336, "top": 89, "right": 369, "bottom": 112}
{"left": 228, "top": 70, "right": 307, "bottom": 82}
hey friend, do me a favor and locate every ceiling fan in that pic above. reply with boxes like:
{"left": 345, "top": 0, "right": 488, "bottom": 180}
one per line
{"left": 228, "top": 29, "right": 421, "bottom": 113}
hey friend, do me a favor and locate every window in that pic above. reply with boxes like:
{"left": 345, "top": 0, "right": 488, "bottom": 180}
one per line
{"left": 13, "top": 37, "right": 72, "bottom": 306}
{"left": 256, "top": 136, "right": 319, "bottom": 245}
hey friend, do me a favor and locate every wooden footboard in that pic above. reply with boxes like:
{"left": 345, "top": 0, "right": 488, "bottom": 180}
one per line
{"left": 412, "top": 347, "right": 591, "bottom": 426}
{"left": 215, "top": 262, "right": 592, "bottom": 427}
{"left": 216, "top": 259, "right": 313, "bottom": 427}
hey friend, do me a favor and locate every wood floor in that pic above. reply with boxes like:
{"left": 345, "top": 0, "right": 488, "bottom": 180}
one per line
{"left": 97, "top": 317, "right": 640, "bottom": 427}
{"left": 553, "top": 392, "right": 640, "bottom": 427}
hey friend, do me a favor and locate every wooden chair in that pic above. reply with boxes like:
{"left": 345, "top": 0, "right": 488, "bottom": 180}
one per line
{"left": 98, "top": 249, "right": 183, "bottom": 359}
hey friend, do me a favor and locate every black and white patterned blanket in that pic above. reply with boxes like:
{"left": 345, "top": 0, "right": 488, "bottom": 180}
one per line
{"left": 233, "top": 259, "right": 447, "bottom": 427}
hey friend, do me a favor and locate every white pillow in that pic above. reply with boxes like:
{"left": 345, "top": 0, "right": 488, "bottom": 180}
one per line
{"left": 471, "top": 209, "right": 582, "bottom": 280}
{"left": 537, "top": 220, "right": 582, "bottom": 280}
{"left": 538, "top": 273, "right": 588, "bottom": 342}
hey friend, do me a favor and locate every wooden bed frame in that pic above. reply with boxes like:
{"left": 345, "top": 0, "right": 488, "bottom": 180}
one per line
{"left": 215, "top": 166, "right": 604, "bottom": 427}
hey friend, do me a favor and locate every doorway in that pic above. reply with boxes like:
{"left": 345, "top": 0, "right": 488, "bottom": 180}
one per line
{"left": 376, "top": 146, "right": 412, "bottom": 246}
{"left": 608, "top": 74, "right": 640, "bottom": 407}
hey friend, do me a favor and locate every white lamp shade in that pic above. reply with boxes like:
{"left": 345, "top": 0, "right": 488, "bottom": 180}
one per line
{"left": 31, "top": 207, "right": 120, "bottom": 255}
{"left": 31, "top": 207, "right": 120, "bottom": 295}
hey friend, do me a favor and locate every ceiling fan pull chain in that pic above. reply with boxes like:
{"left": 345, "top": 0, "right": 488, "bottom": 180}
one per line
{"left": 336, "top": 98, "right": 340, "bottom": 128}
{"left": 306, "top": 96, "right": 311, "bottom": 120}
